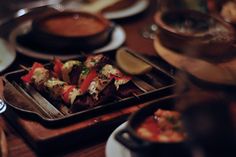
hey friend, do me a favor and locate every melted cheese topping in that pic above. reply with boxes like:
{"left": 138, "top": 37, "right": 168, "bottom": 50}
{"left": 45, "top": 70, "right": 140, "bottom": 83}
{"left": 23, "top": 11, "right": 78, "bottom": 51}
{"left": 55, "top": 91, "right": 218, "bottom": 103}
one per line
{"left": 68, "top": 88, "right": 82, "bottom": 104}
{"left": 84, "top": 54, "right": 103, "bottom": 68}
{"left": 31, "top": 67, "right": 50, "bottom": 87}
{"left": 101, "top": 64, "right": 130, "bottom": 89}
{"left": 62, "top": 60, "right": 81, "bottom": 83}
{"left": 88, "top": 76, "right": 109, "bottom": 100}
{"left": 44, "top": 77, "right": 66, "bottom": 98}
{"left": 114, "top": 77, "right": 130, "bottom": 89}
{"left": 101, "top": 64, "right": 119, "bottom": 78}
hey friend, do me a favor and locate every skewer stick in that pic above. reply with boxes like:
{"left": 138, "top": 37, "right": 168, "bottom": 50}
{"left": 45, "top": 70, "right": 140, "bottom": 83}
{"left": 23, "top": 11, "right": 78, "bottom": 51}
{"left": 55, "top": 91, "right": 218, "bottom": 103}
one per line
{"left": 19, "top": 64, "right": 30, "bottom": 72}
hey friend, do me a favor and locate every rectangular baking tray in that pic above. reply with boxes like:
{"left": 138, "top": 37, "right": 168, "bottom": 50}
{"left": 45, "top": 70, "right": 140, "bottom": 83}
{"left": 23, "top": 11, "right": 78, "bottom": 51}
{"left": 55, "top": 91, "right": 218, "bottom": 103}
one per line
{"left": 3, "top": 50, "right": 175, "bottom": 126}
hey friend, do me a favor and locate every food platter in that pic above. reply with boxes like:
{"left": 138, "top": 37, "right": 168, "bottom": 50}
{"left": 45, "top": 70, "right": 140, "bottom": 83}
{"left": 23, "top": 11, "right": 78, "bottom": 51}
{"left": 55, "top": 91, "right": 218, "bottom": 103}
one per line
{"left": 0, "top": 38, "right": 16, "bottom": 73}
{"left": 106, "top": 122, "right": 131, "bottom": 157}
{"left": 9, "top": 20, "right": 126, "bottom": 60}
{"left": 3, "top": 51, "right": 175, "bottom": 126}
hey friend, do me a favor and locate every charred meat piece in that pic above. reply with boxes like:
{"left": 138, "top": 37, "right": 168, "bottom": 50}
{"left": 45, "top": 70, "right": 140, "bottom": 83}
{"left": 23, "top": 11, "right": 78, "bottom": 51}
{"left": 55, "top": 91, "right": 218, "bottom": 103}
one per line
{"left": 69, "top": 64, "right": 83, "bottom": 85}
{"left": 53, "top": 58, "right": 83, "bottom": 85}
{"left": 88, "top": 74, "right": 112, "bottom": 100}
{"left": 117, "top": 81, "right": 142, "bottom": 98}
{"left": 71, "top": 79, "right": 116, "bottom": 112}
{"left": 84, "top": 54, "right": 109, "bottom": 69}
{"left": 44, "top": 77, "right": 67, "bottom": 99}
{"left": 61, "top": 60, "right": 83, "bottom": 84}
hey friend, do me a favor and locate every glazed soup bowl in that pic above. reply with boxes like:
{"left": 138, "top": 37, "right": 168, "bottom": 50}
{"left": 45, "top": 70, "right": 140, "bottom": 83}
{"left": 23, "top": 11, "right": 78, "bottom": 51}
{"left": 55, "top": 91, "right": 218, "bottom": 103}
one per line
{"left": 31, "top": 11, "right": 113, "bottom": 52}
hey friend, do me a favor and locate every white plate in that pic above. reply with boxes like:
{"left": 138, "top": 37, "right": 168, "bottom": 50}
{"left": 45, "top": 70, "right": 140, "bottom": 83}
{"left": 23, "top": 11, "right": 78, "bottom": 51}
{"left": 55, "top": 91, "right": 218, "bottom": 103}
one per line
{"left": 104, "top": 0, "right": 149, "bottom": 20}
{"left": 105, "top": 122, "right": 132, "bottom": 157}
{"left": 9, "top": 20, "right": 126, "bottom": 61}
{"left": 0, "top": 38, "right": 16, "bottom": 72}
{"left": 60, "top": 0, "right": 150, "bottom": 20}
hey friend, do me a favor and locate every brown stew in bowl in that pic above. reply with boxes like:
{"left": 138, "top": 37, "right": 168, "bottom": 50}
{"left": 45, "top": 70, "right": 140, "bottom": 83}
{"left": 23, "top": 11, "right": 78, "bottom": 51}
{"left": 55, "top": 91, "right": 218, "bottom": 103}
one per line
{"left": 136, "top": 109, "right": 186, "bottom": 142}
{"left": 40, "top": 14, "right": 107, "bottom": 37}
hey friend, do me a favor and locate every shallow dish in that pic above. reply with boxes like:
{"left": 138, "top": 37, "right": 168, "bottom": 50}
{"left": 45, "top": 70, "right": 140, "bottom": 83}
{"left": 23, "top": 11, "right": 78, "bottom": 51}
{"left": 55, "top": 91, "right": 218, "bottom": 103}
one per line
{"left": 31, "top": 11, "right": 113, "bottom": 52}
{"left": 9, "top": 20, "right": 125, "bottom": 60}
{"left": 3, "top": 52, "right": 174, "bottom": 126}
{"left": 154, "top": 9, "right": 235, "bottom": 60}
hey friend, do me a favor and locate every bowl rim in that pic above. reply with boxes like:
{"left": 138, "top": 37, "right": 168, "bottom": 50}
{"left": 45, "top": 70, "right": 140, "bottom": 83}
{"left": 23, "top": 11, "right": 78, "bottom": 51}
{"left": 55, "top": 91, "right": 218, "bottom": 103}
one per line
{"left": 154, "top": 9, "right": 235, "bottom": 39}
{"left": 32, "top": 11, "right": 112, "bottom": 39}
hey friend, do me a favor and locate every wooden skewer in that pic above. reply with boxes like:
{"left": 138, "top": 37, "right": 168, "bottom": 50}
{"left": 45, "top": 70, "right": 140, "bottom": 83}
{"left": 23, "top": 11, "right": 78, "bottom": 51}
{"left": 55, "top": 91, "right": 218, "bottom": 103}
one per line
{"left": 19, "top": 64, "right": 30, "bottom": 71}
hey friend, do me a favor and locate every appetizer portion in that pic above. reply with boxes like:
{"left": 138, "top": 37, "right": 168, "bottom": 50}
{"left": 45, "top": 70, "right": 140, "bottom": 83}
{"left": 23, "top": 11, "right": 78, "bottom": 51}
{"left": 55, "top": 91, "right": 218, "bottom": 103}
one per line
{"left": 136, "top": 109, "right": 186, "bottom": 142}
{"left": 21, "top": 54, "right": 138, "bottom": 113}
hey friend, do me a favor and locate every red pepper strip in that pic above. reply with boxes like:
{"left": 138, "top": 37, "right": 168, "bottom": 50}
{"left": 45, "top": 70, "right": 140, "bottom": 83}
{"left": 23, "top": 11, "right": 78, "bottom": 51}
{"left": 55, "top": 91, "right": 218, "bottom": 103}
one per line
{"left": 80, "top": 69, "right": 97, "bottom": 93}
{"left": 62, "top": 85, "right": 76, "bottom": 104}
{"left": 53, "top": 58, "right": 63, "bottom": 78}
{"left": 21, "top": 62, "right": 44, "bottom": 83}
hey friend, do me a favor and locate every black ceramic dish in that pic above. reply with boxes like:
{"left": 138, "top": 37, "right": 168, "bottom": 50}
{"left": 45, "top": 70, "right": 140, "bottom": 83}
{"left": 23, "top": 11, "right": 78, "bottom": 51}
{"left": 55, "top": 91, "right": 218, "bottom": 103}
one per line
{"left": 154, "top": 9, "right": 235, "bottom": 61}
{"left": 115, "top": 96, "right": 191, "bottom": 157}
{"left": 30, "top": 11, "right": 113, "bottom": 52}
{"left": 3, "top": 52, "right": 175, "bottom": 127}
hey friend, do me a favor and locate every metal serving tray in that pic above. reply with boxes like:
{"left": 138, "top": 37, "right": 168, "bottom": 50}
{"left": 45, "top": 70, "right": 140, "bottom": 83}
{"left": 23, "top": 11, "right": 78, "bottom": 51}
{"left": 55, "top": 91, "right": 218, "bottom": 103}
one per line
{"left": 3, "top": 49, "right": 175, "bottom": 126}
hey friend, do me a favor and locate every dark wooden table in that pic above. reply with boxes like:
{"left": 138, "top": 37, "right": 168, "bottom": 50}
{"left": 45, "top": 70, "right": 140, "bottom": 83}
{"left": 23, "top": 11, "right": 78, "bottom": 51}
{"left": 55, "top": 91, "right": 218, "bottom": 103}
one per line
{"left": 0, "top": 0, "right": 168, "bottom": 156}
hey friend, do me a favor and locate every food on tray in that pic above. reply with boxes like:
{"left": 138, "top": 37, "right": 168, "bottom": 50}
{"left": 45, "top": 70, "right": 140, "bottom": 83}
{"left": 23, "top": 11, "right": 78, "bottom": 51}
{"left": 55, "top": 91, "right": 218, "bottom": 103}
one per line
{"left": 40, "top": 13, "right": 108, "bottom": 37}
{"left": 21, "top": 54, "right": 137, "bottom": 113}
{"left": 116, "top": 48, "right": 152, "bottom": 75}
{"left": 31, "top": 11, "right": 112, "bottom": 52}
{"left": 136, "top": 109, "right": 186, "bottom": 142}
{"left": 53, "top": 54, "right": 110, "bottom": 85}
{"left": 221, "top": 1, "right": 236, "bottom": 24}
{"left": 36, "top": 11, "right": 111, "bottom": 37}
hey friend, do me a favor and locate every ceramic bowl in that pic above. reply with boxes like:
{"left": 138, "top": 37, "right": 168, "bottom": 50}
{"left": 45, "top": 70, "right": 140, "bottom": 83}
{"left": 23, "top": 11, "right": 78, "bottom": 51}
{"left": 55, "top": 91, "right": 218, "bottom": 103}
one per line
{"left": 31, "top": 11, "right": 113, "bottom": 52}
{"left": 154, "top": 9, "right": 235, "bottom": 61}
{"left": 115, "top": 96, "right": 191, "bottom": 157}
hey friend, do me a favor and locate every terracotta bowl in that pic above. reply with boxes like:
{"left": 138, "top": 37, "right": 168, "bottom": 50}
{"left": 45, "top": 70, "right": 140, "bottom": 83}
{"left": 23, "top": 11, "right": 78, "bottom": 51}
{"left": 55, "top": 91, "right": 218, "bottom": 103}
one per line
{"left": 154, "top": 9, "right": 236, "bottom": 61}
{"left": 115, "top": 96, "right": 191, "bottom": 157}
{"left": 31, "top": 11, "right": 113, "bottom": 52}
